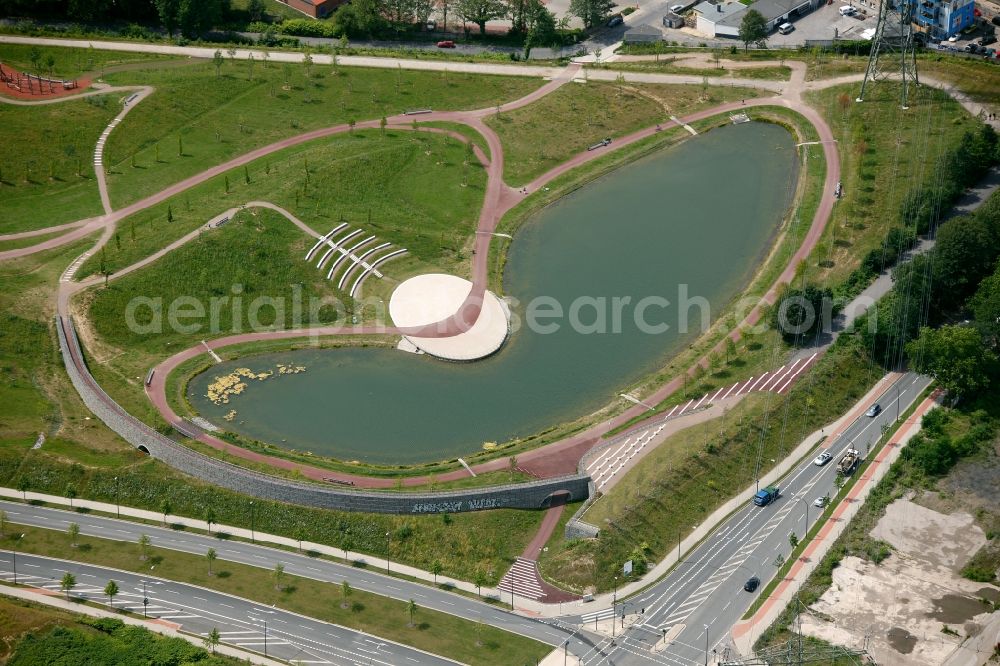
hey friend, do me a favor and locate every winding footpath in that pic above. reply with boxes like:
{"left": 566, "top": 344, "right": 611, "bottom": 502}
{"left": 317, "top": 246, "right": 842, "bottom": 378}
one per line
{"left": 17, "top": 45, "right": 991, "bottom": 495}
{"left": 2, "top": 42, "right": 850, "bottom": 491}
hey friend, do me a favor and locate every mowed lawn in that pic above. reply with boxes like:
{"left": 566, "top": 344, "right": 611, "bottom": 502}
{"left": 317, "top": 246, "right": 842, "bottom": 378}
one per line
{"left": 6, "top": 524, "right": 551, "bottom": 666}
{"left": 77, "top": 129, "right": 486, "bottom": 281}
{"left": 0, "top": 94, "right": 118, "bottom": 233}
{"left": 486, "top": 80, "right": 770, "bottom": 186}
{"left": 100, "top": 59, "right": 541, "bottom": 206}
{"left": 803, "top": 82, "right": 973, "bottom": 287}
{"left": 0, "top": 43, "right": 170, "bottom": 79}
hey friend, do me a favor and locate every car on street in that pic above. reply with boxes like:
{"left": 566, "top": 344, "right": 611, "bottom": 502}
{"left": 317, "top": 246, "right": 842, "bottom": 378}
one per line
{"left": 607, "top": 14, "right": 624, "bottom": 26}
{"left": 670, "top": 3, "right": 685, "bottom": 12}
{"left": 865, "top": 404, "right": 882, "bottom": 417}
{"left": 813, "top": 451, "right": 833, "bottom": 466}
{"left": 948, "top": 34, "right": 960, "bottom": 42}
{"left": 744, "top": 576, "right": 760, "bottom": 592}
{"left": 814, "top": 496, "right": 828, "bottom": 508}
{"left": 436, "top": 40, "right": 456, "bottom": 48}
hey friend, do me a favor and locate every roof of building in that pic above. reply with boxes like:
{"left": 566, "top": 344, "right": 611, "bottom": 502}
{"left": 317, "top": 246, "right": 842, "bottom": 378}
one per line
{"left": 715, "top": 0, "right": 811, "bottom": 26}
{"left": 693, "top": 0, "right": 746, "bottom": 21}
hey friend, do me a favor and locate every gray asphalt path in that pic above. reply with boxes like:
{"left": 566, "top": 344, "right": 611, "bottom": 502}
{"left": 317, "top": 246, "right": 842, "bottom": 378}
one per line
{"left": 0, "top": 500, "right": 590, "bottom": 656}
{"left": 1, "top": 551, "right": 454, "bottom": 665}
{"left": 562, "top": 372, "right": 931, "bottom": 666}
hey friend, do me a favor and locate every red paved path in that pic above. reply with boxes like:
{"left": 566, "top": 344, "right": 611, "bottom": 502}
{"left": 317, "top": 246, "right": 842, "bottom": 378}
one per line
{"left": 4, "top": 62, "right": 841, "bottom": 490}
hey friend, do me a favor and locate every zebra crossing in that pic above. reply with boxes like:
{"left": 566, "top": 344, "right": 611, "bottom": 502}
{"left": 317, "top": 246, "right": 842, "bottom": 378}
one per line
{"left": 497, "top": 557, "right": 546, "bottom": 602}
{"left": 582, "top": 353, "right": 820, "bottom": 493}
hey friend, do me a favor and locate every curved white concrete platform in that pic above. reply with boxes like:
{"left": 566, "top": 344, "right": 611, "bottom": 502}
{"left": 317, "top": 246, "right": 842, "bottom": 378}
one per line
{"left": 389, "top": 274, "right": 509, "bottom": 361}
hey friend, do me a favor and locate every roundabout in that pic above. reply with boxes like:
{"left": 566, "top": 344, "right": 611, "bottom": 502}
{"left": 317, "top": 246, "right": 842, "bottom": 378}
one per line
{"left": 389, "top": 273, "right": 510, "bottom": 361}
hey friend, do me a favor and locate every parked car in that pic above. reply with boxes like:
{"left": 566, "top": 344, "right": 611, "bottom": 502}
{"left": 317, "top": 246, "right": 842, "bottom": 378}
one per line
{"left": 813, "top": 451, "right": 833, "bottom": 466}
{"left": 948, "top": 34, "right": 960, "bottom": 42}
{"left": 964, "top": 42, "right": 980, "bottom": 53}
{"left": 980, "top": 34, "right": 997, "bottom": 46}
{"left": 607, "top": 14, "right": 624, "bottom": 26}
{"left": 670, "top": 3, "right": 685, "bottom": 12}
{"left": 839, "top": 5, "right": 857, "bottom": 16}
{"left": 814, "top": 496, "right": 828, "bottom": 508}
{"left": 436, "top": 40, "right": 456, "bottom": 48}
{"left": 778, "top": 22, "right": 795, "bottom": 34}
{"left": 744, "top": 576, "right": 760, "bottom": 592}
{"left": 865, "top": 403, "right": 882, "bottom": 417}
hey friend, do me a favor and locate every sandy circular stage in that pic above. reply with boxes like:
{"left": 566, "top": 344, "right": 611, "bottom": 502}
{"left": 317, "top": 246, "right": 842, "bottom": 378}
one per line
{"left": 389, "top": 273, "right": 509, "bottom": 361}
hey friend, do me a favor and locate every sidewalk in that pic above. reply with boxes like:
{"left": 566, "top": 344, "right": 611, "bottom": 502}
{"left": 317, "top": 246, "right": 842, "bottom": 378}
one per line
{"left": 0, "top": 488, "right": 493, "bottom": 600}
{"left": 0, "top": 585, "right": 285, "bottom": 666}
{"left": 729, "top": 390, "right": 941, "bottom": 656}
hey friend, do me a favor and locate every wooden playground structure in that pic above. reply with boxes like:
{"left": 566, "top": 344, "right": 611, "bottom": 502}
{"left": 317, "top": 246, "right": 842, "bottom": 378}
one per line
{"left": 0, "top": 62, "right": 83, "bottom": 98}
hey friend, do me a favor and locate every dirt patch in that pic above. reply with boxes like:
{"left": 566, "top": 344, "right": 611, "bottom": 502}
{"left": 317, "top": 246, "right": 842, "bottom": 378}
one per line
{"left": 869, "top": 498, "right": 986, "bottom": 571}
{"left": 886, "top": 627, "right": 917, "bottom": 654}
{"left": 800, "top": 499, "right": 1000, "bottom": 666}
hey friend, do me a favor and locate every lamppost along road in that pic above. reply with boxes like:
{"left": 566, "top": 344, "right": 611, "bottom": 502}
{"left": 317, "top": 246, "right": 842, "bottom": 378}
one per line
{"left": 567, "top": 372, "right": 930, "bottom": 665}
{"left": 0, "top": 551, "right": 454, "bottom": 666}
{"left": 0, "top": 501, "right": 588, "bottom": 656}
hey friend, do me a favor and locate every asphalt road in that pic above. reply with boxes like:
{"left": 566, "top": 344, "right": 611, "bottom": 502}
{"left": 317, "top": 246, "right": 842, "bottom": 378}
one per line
{"left": 1, "top": 551, "right": 454, "bottom": 665}
{"left": 561, "top": 372, "right": 932, "bottom": 666}
{"left": 0, "top": 501, "right": 591, "bottom": 659}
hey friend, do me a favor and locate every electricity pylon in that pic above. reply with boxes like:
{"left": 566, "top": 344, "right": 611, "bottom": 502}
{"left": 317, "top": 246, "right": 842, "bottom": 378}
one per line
{"left": 856, "top": 0, "right": 920, "bottom": 109}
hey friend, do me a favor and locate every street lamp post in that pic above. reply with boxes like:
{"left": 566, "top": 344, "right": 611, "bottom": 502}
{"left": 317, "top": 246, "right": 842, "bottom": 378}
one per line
{"left": 11, "top": 533, "right": 24, "bottom": 584}
{"left": 385, "top": 532, "right": 391, "bottom": 574}
{"left": 563, "top": 639, "right": 569, "bottom": 666}
{"left": 249, "top": 501, "right": 255, "bottom": 543}
{"left": 612, "top": 576, "right": 618, "bottom": 637}
{"left": 141, "top": 580, "right": 148, "bottom": 617}
{"left": 704, "top": 624, "right": 710, "bottom": 666}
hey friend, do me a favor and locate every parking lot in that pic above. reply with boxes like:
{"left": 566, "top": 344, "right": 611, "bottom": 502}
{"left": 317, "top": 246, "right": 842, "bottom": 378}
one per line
{"left": 766, "top": 1, "right": 879, "bottom": 45}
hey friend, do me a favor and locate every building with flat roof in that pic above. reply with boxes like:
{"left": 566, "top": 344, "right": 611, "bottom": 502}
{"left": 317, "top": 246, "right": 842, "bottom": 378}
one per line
{"left": 694, "top": 0, "right": 818, "bottom": 37}
{"left": 624, "top": 23, "right": 664, "bottom": 42}
{"left": 915, "top": 0, "right": 974, "bottom": 39}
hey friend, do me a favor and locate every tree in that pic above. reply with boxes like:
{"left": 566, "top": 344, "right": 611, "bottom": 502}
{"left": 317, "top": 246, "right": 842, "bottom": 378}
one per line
{"left": 508, "top": 455, "right": 518, "bottom": 481}
{"left": 28, "top": 46, "right": 42, "bottom": 73}
{"left": 380, "top": 115, "right": 387, "bottom": 136}
{"left": 771, "top": 284, "right": 832, "bottom": 344}
{"left": 64, "top": 484, "right": 77, "bottom": 508}
{"left": 60, "top": 572, "right": 76, "bottom": 599}
{"left": 738, "top": 10, "right": 768, "bottom": 52}
{"left": 178, "top": 0, "right": 225, "bottom": 38}
{"left": 407, "top": 598, "right": 418, "bottom": 627}
{"left": 160, "top": 499, "right": 172, "bottom": 525}
{"left": 431, "top": 560, "right": 443, "bottom": 584}
{"left": 104, "top": 580, "right": 119, "bottom": 608}
{"left": 205, "top": 627, "right": 221, "bottom": 654}
{"left": 247, "top": 0, "right": 266, "bottom": 22}
{"left": 788, "top": 532, "right": 799, "bottom": 549}
{"left": 204, "top": 507, "right": 217, "bottom": 534}
{"left": 454, "top": 0, "right": 507, "bottom": 35}
{"left": 524, "top": 1, "right": 557, "bottom": 58}
{"left": 272, "top": 562, "right": 285, "bottom": 591}
{"left": 970, "top": 265, "right": 1000, "bottom": 345}
{"left": 906, "top": 325, "right": 996, "bottom": 399}
{"left": 568, "top": 0, "right": 615, "bottom": 28}
{"left": 154, "top": 0, "right": 181, "bottom": 37}
{"left": 167, "top": 205, "right": 173, "bottom": 224}
{"left": 332, "top": 0, "right": 389, "bottom": 38}
{"left": 303, "top": 51, "right": 314, "bottom": 76}
{"left": 68, "top": 522, "right": 80, "bottom": 548}
{"left": 340, "top": 580, "right": 352, "bottom": 608}
{"left": 931, "top": 214, "right": 996, "bottom": 312}
{"left": 213, "top": 49, "right": 223, "bottom": 78}
{"left": 138, "top": 533, "right": 151, "bottom": 561}
{"left": 773, "top": 553, "right": 785, "bottom": 568}
{"left": 17, "top": 477, "right": 29, "bottom": 500}
{"left": 206, "top": 547, "right": 217, "bottom": 575}
{"left": 473, "top": 569, "right": 487, "bottom": 598}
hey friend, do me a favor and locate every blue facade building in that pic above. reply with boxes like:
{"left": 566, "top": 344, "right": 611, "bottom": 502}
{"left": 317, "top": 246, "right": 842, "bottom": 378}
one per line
{"left": 915, "top": 0, "right": 975, "bottom": 39}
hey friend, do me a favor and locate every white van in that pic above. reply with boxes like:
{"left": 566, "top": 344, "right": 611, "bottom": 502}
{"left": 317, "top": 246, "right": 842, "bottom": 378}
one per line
{"left": 778, "top": 22, "right": 794, "bottom": 34}
{"left": 839, "top": 5, "right": 857, "bottom": 16}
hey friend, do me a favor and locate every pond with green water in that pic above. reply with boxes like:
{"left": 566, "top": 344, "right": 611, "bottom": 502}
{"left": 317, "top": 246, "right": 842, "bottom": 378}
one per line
{"left": 187, "top": 122, "right": 798, "bottom": 464}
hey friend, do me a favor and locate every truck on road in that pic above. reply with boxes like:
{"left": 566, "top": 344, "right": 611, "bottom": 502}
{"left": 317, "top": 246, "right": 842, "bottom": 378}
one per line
{"left": 753, "top": 486, "right": 780, "bottom": 506}
{"left": 838, "top": 448, "right": 860, "bottom": 475}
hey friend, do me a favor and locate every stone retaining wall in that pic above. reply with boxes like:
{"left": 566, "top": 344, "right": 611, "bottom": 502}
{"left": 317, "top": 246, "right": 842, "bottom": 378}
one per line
{"left": 57, "top": 316, "right": 590, "bottom": 514}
